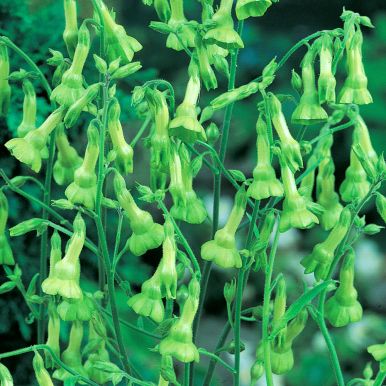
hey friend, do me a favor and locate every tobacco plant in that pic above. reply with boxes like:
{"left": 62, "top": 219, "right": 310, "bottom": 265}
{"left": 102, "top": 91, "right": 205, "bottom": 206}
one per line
{"left": 0, "top": 0, "right": 385, "bottom": 385}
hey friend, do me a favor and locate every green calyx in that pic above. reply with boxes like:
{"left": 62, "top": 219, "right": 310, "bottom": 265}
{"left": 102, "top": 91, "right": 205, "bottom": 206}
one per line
{"left": 63, "top": 0, "right": 78, "bottom": 58}
{"left": 236, "top": 0, "right": 272, "bottom": 20}
{"left": 17, "top": 79, "right": 37, "bottom": 138}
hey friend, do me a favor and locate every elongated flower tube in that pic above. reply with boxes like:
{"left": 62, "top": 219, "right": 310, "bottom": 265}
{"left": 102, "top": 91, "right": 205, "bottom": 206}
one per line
{"left": 292, "top": 48, "right": 328, "bottom": 125}
{"left": 352, "top": 114, "right": 378, "bottom": 166}
{"left": 194, "top": 34, "right": 218, "bottom": 91}
{"left": 0, "top": 44, "right": 11, "bottom": 117}
{"left": 41, "top": 231, "right": 62, "bottom": 295}
{"left": 114, "top": 173, "right": 164, "bottom": 256}
{"left": 0, "top": 363, "right": 13, "bottom": 386}
{"left": 247, "top": 115, "right": 283, "bottom": 200}
{"left": 53, "top": 321, "right": 87, "bottom": 381}
{"left": 201, "top": 188, "right": 247, "bottom": 268}
{"left": 318, "top": 34, "right": 336, "bottom": 104}
{"left": 53, "top": 124, "right": 82, "bottom": 186}
{"left": 236, "top": 0, "right": 272, "bottom": 20}
{"left": 166, "top": 0, "right": 195, "bottom": 51}
{"left": 65, "top": 120, "right": 99, "bottom": 209}
{"left": 325, "top": 249, "right": 363, "bottom": 327}
{"left": 339, "top": 28, "right": 372, "bottom": 105}
{"left": 0, "top": 190, "right": 14, "bottom": 265}
{"left": 97, "top": 0, "right": 142, "bottom": 64}
{"left": 279, "top": 155, "right": 319, "bottom": 233}
{"left": 158, "top": 278, "right": 200, "bottom": 363}
{"left": 33, "top": 351, "right": 54, "bottom": 386}
{"left": 301, "top": 207, "right": 351, "bottom": 281}
{"left": 368, "top": 341, "right": 386, "bottom": 372}
{"left": 169, "top": 67, "right": 206, "bottom": 143}
{"left": 63, "top": 0, "right": 78, "bottom": 58}
{"left": 17, "top": 79, "right": 37, "bottom": 138}
{"left": 108, "top": 98, "right": 134, "bottom": 174}
{"left": 42, "top": 213, "right": 85, "bottom": 299}
{"left": 204, "top": 0, "right": 244, "bottom": 50}
{"left": 45, "top": 300, "right": 61, "bottom": 369}
{"left": 5, "top": 106, "right": 65, "bottom": 173}
{"left": 154, "top": 0, "right": 171, "bottom": 22}
{"left": 51, "top": 22, "right": 90, "bottom": 106}
{"left": 268, "top": 93, "right": 303, "bottom": 172}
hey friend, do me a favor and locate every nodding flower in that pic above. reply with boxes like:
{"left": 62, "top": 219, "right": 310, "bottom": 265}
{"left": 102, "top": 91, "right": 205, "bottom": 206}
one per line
{"left": 57, "top": 293, "right": 95, "bottom": 322}
{"left": 317, "top": 33, "right": 336, "bottom": 104}
{"left": 201, "top": 188, "right": 247, "bottom": 269}
{"left": 17, "top": 79, "right": 37, "bottom": 138}
{"left": 0, "top": 44, "right": 11, "bottom": 117}
{"left": 45, "top": 300, "right": 61, "bottom": 369}
{"left": 0, "top": 190, "right": 14, "bottom": 265}
{"left": 32, "top": 351, "right": 55, "bottom": 386}
{"left": 63, "top": 0, "right": 78, "bottom": 58}
{"left": 236, "top": 0, "right": 273, "bottom": 20}
{"left": 367, "top": 341, "right": 386, "bottom": 372}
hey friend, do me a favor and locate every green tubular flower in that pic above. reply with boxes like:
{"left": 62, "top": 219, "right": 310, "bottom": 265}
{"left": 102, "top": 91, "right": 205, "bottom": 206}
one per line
{"left": 63, "top": 0, "right": 78, "bottom": 58}
{"left": 41, "top": 231, "right": 62, "bottom": 295}
{"left": 17, "top": 79, "right": 37, "bottom": 138}
{"left": 65, "top": 120, "right": 99, "bottom": 209}
{"left": 166, "top": 0, "right": 195, "bottom": 51}
{"left": 114, "top": 173, "right": 164, "bottom": 256}
{"left": 32, "top": 351, "right": 54, "bottom": 386}
{"left": 57, "top": 293, "right": 94, "bottom": 321}
{"left": 318, "top": 34, "right": 336, "bottom": 104}
{"left": 169, "top": 145, "right": 187, "bottom": 221}
{"left": 250, "top": 359, "right": 265, "bottom": 384}
{"left": 194, "top": 34, "right": 218, "bottom": 91}
{"left": 98, "top": 0, "right": 142, "bottom": 64}
{"left": 201, "top": 188, "right": 247, "bottom": 268}
{"left": 368, "top": 341, "right": 386, "bottom": 372}
{"left": 0, "top": 44, "right": 11, "bottom": 117}
{"left": 236, "top": 0, "right": 272, "bottom": 20}
{"left": 247, "top": 115, "right": 283, "bottom": 200}
{"left": 0, "top": 363, "right": 13, "bottom": 386}
{"left": 45, "top": 301, "right": 61, "bottom": 369}
{"left": 325, "top": 248, "right": 363, "bottom": 327}
{"left": 0, "top": 191, "right": 14, "bottom": 265}
{"left": 154, "top": 0, "right": 171, "bottom": 22}
{"left": 375, "top": 193, "right": 386, "bottom": 224}
{"left": 291, "top": 49, "right": 328, "bottom": 125}
{"left": 5, "top": 106, "right": 65, "bottom": 173}
{"left": 352, "top": 114, "right": 378, "bottom": 166}
{"left": 53, "top": 125, "right": 82, "bottom": 186}
{"left": 339, "top": 28, "right": 372, "bottom": 105}
{"left": 42, "top": 213, "right": 85, "bottom": 299}
{"left": 108, "top": 98, "right": 134, "bottom": 174}
{"left": 127, "top": 269, "right": 165, "bottom": 323}
{"left": 279, "top": 156, "right": 319, "bottom": 233}
{"left": 204, "top": 0, "right": 244, "bottom": 50}
{"left": 268, "top": 93, "right": 303, "bottom": 172}
{"left": 158, "top": 278, "right": 200, "bottom": 363}
{"left": 51, "top": 22, "right": 90, "bottom": 107}
{"left": 301, "top": 207, "right": 351, "bottom": 281}
{"left": 169, "top": 67, "right": 206, "bottom": 143}
{"left": 53, "top": 321, "right": 87, "bottom": 381}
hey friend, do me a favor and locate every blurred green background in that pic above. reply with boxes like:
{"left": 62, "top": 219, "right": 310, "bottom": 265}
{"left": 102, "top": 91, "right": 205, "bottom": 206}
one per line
{"left": 0, "top": 0, "right": 385, "bottom": 385}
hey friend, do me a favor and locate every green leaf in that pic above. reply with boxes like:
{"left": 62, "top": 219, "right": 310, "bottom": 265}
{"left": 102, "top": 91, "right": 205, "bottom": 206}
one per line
{"left": 191, "top": 154, "right": 204, "bottom": 177}
{"left": 26, "top": 273, "right": 39, "bottom": 297}
{"left": 228, "top": 169, "right": 246, "bottom": 183}
{"left": 0, "top": 281, "right": 17, "bottom": 295}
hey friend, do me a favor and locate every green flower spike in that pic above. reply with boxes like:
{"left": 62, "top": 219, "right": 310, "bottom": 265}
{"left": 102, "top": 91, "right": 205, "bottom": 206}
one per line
{"left": 127, "top": 268, "right": 165, "bottom": 323}
{"left": 339, "top": 28, "right": 373, "bottom": 105}
{"left": 42, "top": 213, "right": 85, "bottom": 299}
{"left": 5, "top": 106, "right": 65, "bottom": 173}
{"left": 0, "top": 44, "right": 11, "bottom": 117}
{"left": 247, "top": 114, "right": 283, "bottom": 200}
{"left": 153, "top": 0, "right": 171, "bottom": 23}
{"left": 0, "top": 190, "right": 14, "bottom": 265}
{"left": 318, "top": 33, "right": 336, "bottom": 104}
{"left": 17, "top": 79, "right": 37, "bottom": 138}
{"left": 368, "top": 341, "right": 386, "bottom": 372}
{"left": 45, "top": 300, "right": 61, "bottom": 369}
{"left": 301, "top": 207, "right": 351, "bottom": 281}
{"left": 236, "top": 0, "right": 272, "bottom": 20}
{"left": 279, "top": 154, "right": 319, "bottom": 233}
{"left": 325, "top": 248, "right": 363, "bottom": 327}
{"left": 169, "top": 65, "right": 207, "bottom": 143}
{"left": 53, "top": 124, "right": 82, "bottom": 186}
{"left": 63, "top": 0, "right": 78, "bottom": 58}
{"left": 114, "top": 173, "right": 164, "bottom": 256}
{"left": 32, "top": 351, "right": 55, "bottom": 386}
{"left": 201, "top": 187, "right": 247, "bottom": 268}
{"left": 158, "top": 278, "right": 200, "bottom": 363}
{"left": 51, "top": 22, "right": 90, "bottom": 107}
{"left": 98, "top": 0, "right": 142, "bottom": 64}
{"left": 268, "top": 92, "right": 303, "bottom": 172}
{"left": 204, "top": 0, "right": 244, "bottom": 50}
{"left": 57, "top": 293, "right": 95, "bottom": 321}
{"left": 65, "top": 120, "right": 99, "bottom": 209}
{"left": 291, "top": 48, "right": 328, "bottom": 125}
{"left": 53, "top": 321, "right": 87, "bottom": 381}
{"left": 108, "top": 98, "right": 134, "bottom": 174}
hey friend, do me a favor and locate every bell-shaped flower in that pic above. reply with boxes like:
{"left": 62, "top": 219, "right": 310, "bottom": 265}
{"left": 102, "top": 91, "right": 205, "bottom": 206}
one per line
{"left": 291, "top": 48, "right": 328, "bottom": 125}
{"left": 32, "top": 351, "right": 55, "bottom": 386}
{"left": 63, "top": 0, "right": 78, "bottom": 58}
{"left": 204, "top": 0, "right": 244, "bottom": 50}
{"left": 267, "top": 93, "right": 303, "bottom": 172}
{"left": 318, "top": 33, "right": 336, "bottom": 104}
{"left": 339, "top": 28, "right": 372, "bottom": 105}
{"left": 65, "top": 120, "right": 99, "bottom": 209}
{"left": 108, "top": 98, "right": 134, "bottom": 174}
{"left": 247, "top": 115, "right": 283, "bottom": 200}
{"left": 201, "top": 188, "right": 247, "bottom": 268}
{"left": 17, "top": 79, "right": 37, "bottom": 138}
{"left": 5, "top": 106, "right": 65, "bottom": 173}
{"left": 0, "top": 191, "right": 14, "bottom": 265}
{"left": 42, "top": 213, "right": 85, "bottom": 299}
{"left": 45, "top": 300, "right": 61, "bottom": 369}
{"left": 53, "top": 124, "right": 82, "bottom": 186}
{"left": 57, "top": 292, "right": 95, "bottom": 322}
{"left": 368, "top": 341, "right": 386, "bottom": 372}
{"left": 325, "top": 249, "right": 363, "bottom": 327}
{"left": 236, "top": 0, "right": 272, "bottom": 20}
{"left": 114, "top": 173, "right": 164, "bottom": 256}
{"left": 0, "top": 44, "right": 11, "bottom": 118}
{"left": 301, "top": 207, "right": 351, "bottom": 281}
{"left": 158, "top": 278, "right": 200, "bottom": 363}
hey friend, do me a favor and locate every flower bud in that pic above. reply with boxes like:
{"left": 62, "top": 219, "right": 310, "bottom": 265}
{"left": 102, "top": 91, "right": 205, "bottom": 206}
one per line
{"left": 0, "top": 363, "right": 13, "bottom": 386}
{"left": 17, "top": 79, "right": 37, "bottom": 138}
{"left": 195, "top": 34, "right": 218, "bottom": 91}
{"left": 236, "top": 0, "right": 272, "bottom": 20}
{"left": 250, "top": 359, "right": 264, "bottom": 384}
{"left": 291, "top": 69, "right": 302, "bottom": 94}
{"left": 154, "top": 0, "right": 171, "bottom": 22}
{"left": 33, "top": 351, "right": 54, "bottom": 386}
{"left": 110, "top": 61, "right": 142, "bottom": 80}
{"left": 10, "top": 218, "right": 48, "bottom": 237}
{"left": 224, "top": 278, "right": 236, "bottom": 303}
{"left": 375, "top": 193, "right": 386, "bottom": 224}
{"left": 206, "top": 122, "right": 220, "bottom": 145}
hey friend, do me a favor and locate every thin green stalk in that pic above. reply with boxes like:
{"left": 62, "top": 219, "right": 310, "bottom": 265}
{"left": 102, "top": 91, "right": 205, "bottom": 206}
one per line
{"left": 184, "top": 363, "right": 190, "bottom": 386}
{"left": 374, "top": 372, "right": 386, "bottom": 386}
{"left": 130, "top": 114, "right": 152, "bottom": 147}
{"left": 198, "top": 349, "right": 236, "bottom": 374}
